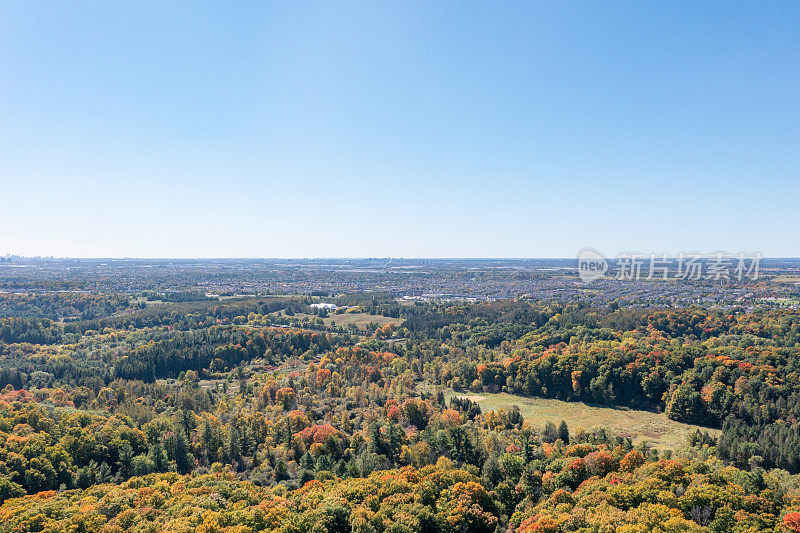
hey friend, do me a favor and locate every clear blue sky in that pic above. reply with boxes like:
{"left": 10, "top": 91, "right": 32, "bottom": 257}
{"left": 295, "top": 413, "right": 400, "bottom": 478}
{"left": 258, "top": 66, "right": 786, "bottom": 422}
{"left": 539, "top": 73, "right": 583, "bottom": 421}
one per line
{"left": 1, "top": 1, "right": 798, "bottom": 258}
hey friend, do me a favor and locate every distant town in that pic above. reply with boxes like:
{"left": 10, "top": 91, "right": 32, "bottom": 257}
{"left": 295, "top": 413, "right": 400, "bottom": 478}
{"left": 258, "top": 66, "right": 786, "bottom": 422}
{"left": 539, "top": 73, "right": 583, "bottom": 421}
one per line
{"left": 1, "top": 256, "right": 798, "bottom": 311}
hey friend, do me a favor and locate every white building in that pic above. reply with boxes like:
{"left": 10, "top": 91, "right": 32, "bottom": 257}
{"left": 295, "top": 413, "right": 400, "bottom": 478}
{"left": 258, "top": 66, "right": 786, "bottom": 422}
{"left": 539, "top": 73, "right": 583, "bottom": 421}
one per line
{"left": 310, "top": 302, "right": 338, "bottom": 310}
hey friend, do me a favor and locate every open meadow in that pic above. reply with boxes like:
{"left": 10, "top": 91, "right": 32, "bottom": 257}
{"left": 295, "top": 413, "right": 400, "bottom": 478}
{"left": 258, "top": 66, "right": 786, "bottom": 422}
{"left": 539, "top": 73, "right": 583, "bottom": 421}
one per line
{"left": 294, "top": 311, "right": 402, "bottom": 329}
{"left": 445, "top": 389, "right": 720, "bottom": 450}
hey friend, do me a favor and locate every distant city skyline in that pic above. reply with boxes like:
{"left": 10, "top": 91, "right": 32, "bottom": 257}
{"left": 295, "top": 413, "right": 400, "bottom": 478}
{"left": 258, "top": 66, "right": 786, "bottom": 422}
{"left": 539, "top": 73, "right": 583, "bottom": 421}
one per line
{"left": 2, "top": 2, "right": 798, "bottom": 258}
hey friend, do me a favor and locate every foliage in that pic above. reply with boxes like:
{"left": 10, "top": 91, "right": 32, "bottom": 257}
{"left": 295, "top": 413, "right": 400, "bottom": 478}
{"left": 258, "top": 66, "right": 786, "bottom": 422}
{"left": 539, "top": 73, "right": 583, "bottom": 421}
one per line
{"left": 1, "top": 297, "right": 800, "bottom": 530}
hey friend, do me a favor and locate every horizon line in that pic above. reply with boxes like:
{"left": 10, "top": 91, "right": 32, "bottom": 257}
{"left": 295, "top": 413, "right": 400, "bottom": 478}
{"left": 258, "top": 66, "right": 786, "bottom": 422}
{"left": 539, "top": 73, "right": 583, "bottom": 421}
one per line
{"left": 3, "top": 255, "right": 800, "bottom": 261}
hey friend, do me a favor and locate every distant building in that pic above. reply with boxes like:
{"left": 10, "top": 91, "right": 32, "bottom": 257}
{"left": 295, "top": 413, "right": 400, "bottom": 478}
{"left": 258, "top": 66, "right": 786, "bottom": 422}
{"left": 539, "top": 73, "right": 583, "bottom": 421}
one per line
{"left": 311, "top": 302, "right": 338, "bottom": 310}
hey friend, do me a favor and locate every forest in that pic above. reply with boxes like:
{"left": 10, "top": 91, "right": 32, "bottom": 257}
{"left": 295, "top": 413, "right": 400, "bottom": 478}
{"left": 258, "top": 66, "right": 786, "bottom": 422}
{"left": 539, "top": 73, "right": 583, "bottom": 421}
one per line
{"left": 0, "top": 294, "right": 799, "bottom": 531}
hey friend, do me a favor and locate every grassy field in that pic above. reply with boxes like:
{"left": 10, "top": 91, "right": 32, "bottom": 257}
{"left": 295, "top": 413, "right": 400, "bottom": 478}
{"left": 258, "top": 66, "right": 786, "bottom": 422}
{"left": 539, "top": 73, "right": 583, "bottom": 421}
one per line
{"left": 443, "top": 389, "right": 720, "bottom": 450}
{"left": 293, "top": 311, "right": 402, "bottom": 329}
{"left": 328, "top": 312, "right": 401, "bottom": 328}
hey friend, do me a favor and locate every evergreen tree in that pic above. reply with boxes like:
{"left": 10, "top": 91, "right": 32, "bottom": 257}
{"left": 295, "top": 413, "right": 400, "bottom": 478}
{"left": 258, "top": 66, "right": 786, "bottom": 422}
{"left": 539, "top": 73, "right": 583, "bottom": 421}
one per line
{"left": 482, "top": 453, "right": 503, "bottom": 487}
{"left": 117, "top": 442, "right": 135, "bottom": 478}
{"left": 558, "top": 420, "right": 570, "bottom": 444}
{"left": 543, "top": 421, "right": 558, "bottom": 443}
{"left": 149, "top": 442, "right": 169, "bottom": 473}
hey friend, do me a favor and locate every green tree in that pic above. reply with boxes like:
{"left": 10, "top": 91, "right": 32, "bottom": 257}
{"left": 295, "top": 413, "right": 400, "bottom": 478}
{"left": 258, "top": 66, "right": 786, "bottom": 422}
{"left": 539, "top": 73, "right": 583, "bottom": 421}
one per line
{"left": 558, "top": 420, "right": 570, "bottom": 444}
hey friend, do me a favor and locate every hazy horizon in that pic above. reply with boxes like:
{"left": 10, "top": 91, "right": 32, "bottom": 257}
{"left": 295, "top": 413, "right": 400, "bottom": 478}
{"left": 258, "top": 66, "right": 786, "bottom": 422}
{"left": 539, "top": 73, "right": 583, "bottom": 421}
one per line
{"left": 4, "top": 255, "right": 798, "bottom": 261}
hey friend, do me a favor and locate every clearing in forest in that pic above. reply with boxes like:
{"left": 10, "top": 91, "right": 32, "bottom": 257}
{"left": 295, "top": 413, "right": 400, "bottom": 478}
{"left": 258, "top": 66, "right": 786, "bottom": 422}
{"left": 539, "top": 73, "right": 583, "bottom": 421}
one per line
{"left": 446, "top": 390, "right": 720, "bottom": 450}
{"left": 294, "top": 311, "right": 401, "bottom": 329}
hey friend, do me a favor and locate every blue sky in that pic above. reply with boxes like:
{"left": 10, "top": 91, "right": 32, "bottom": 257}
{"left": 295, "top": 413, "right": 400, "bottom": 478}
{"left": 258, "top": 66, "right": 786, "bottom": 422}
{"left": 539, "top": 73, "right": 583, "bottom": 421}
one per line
{"left": 1, "top": 1, "right": 798, "bottom": 258}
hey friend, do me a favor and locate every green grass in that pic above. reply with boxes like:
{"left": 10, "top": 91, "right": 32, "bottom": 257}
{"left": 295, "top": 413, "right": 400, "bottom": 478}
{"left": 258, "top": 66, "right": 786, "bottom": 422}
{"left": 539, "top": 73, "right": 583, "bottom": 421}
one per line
{"left": 327, "top": 312, "right": 401, "bottom": 328}
{"left": 293, "top": 311, "right": 401, "bottom": 329}
{"left": 443, "top": 389, "right": 720, "bottom": 450}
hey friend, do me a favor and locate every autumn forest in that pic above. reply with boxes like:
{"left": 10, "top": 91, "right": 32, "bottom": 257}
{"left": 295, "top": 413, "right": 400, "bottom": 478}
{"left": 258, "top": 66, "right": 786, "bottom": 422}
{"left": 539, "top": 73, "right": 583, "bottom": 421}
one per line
{"left": 0, "top": 287, "right": 797, "bottom": 533}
